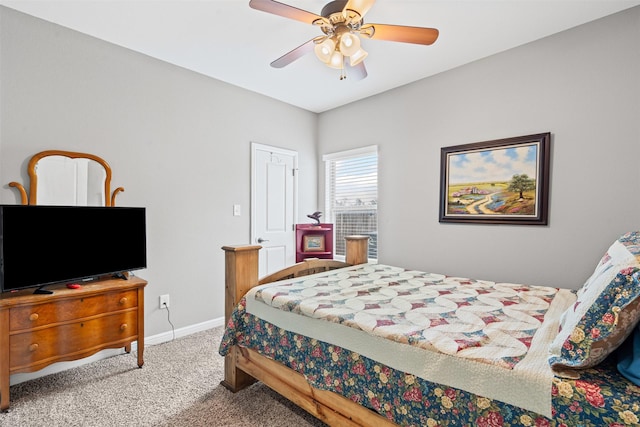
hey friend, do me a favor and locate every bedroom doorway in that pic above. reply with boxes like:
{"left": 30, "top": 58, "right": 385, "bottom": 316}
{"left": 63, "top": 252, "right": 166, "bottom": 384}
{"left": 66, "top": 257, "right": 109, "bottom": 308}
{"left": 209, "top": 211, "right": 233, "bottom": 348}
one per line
{"left": 251, "top": 142, "right": 298, "bottom": 277}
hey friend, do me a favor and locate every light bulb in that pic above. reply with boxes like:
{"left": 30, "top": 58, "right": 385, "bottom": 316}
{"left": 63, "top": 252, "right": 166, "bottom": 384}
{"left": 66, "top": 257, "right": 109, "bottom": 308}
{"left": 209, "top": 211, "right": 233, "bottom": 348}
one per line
{"left": 314, "top": 38, "right": 336, "bottom": 63}
{"left": 339, "top": 33, "right": 361, "bottom": 57}
{"left": 327, "top": 50, "right": 344, "bottom": 69}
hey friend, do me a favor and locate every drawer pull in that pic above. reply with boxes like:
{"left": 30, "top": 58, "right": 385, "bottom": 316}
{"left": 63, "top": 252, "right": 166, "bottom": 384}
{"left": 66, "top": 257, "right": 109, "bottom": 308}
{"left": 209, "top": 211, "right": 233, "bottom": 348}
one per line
{"left": 29, "top": 343, "right": 39, "bottom": 352}
{"left": 29, "top": 313, "right": 39, "bottom": 321}
{"left": 120, "top": 323, "right": 128, "bottom": 331}
{"left": 119, "top": 297, "right": 127, "bottom": 305}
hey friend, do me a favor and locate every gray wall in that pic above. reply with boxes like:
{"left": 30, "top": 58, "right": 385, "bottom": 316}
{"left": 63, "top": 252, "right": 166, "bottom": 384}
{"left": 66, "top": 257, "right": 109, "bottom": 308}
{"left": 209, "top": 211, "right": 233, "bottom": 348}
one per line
{"left": 318, "top": 6, "right": 640, "bottom": 289}
{"left": 0, "top": 7, "right": 318, "bottom": 337}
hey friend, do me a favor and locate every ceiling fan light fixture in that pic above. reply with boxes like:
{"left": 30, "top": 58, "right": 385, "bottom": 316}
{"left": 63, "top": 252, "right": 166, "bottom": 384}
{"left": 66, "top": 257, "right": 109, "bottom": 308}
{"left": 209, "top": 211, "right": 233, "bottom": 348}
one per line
{"left": 349, "top": 47, "right": 368, "bottom": 66}
{"left": 314, "top": 38, "right": 336, "bottom": 63}
{"left": 339, "top": 33, "right": 361, "bottom": 56}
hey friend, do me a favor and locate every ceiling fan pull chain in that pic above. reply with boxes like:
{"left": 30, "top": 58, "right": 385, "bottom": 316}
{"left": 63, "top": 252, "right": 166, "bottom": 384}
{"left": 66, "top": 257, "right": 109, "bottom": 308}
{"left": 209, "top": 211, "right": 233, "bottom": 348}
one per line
{"left": 339, "top": 56, "right": 347, "bottom": 80}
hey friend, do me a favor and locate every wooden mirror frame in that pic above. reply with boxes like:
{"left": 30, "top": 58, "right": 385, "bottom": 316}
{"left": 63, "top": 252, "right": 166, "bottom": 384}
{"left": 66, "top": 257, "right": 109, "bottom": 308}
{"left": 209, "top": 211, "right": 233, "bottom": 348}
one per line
{"left": 9, "top": 150, "right": 124, "bottom": 206}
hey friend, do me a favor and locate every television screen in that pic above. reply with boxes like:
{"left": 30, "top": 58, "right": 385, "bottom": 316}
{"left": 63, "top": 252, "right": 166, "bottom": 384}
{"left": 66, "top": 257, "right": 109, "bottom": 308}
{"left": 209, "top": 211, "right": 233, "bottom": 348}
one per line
{"left": 0, "top": 205, "right": 146, "bottom": 293}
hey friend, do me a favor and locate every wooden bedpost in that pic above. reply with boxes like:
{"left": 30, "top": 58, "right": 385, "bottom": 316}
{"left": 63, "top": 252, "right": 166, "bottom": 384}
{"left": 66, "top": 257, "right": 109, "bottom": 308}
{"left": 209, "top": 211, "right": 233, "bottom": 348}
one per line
{"left": 220, "top": 244, "right": 261, "bottom": 392}
{"left": 345, "top": 235, "right": 369, "bottom": 265}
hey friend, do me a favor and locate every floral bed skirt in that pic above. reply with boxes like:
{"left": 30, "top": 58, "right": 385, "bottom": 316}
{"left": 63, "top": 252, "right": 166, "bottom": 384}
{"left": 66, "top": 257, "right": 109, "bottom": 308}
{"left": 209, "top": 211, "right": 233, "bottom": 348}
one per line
{"left": 219, "top": 298, "right": 640, "bottom": 427}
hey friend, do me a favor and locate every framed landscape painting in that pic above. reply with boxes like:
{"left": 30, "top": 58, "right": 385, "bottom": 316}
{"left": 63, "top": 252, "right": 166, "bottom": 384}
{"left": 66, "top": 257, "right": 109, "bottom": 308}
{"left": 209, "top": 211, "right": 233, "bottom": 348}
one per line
{"left": 439, "top": 133, "right": 550, "bottom": 225}
{"left": 303, "top": 235, "right": 326, "bottom": 252}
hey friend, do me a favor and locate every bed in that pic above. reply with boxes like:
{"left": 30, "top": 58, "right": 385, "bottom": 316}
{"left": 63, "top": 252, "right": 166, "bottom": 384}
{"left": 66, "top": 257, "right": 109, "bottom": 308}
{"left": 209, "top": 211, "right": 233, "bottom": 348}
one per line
{"left": 219, "top": 233, "right": 640, "bottom": 426}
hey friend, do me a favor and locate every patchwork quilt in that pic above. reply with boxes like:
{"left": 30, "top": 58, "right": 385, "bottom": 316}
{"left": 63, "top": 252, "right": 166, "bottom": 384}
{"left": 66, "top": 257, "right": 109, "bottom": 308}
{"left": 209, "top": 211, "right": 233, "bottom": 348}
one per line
{"left": 245, "top": 264, "right": 575, "bottom": 416}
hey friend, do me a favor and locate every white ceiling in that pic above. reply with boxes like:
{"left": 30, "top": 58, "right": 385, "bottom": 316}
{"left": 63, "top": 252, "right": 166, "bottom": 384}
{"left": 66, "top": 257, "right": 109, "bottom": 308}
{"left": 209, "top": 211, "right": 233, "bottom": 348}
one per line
{"left": 2, "top": 0, "right": 639, "bottom": 113}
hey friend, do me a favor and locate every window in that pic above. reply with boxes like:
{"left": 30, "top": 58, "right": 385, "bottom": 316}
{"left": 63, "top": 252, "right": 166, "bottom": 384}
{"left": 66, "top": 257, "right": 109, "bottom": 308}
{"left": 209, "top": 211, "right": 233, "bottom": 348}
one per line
{"left": 323, "top": 145, "right": 378, "bottom": 260}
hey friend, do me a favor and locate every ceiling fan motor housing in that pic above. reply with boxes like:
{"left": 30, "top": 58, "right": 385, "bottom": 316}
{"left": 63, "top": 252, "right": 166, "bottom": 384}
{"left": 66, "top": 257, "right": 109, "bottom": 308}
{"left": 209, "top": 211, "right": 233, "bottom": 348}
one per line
{"left": 319, "top": 0, "right": 363, "bottom": 33}
{"left": 321, "top": 1, "right": 349, "bottom": 18}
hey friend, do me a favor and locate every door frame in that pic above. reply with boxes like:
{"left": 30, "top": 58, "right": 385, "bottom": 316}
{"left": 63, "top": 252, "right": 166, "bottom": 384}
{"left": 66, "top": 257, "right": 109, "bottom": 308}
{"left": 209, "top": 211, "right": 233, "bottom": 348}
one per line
{"left": 250, "top": 141, "right": 299, "bottom": 249}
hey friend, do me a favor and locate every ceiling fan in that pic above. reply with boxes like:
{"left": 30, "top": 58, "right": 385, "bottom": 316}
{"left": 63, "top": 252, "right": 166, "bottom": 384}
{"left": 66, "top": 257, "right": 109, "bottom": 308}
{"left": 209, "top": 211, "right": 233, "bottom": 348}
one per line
{"left": 249, "top": 0, "right": 439, "bottom": 80}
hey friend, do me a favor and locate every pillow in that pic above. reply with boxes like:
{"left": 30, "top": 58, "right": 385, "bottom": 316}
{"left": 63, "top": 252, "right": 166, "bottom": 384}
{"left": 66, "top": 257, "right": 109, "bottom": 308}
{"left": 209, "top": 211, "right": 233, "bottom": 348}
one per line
{"left": 548, "top": 231, "right": 640, "bottom": 373}
{"left": 617, "top": 323, "right": 640, "bottom": 386}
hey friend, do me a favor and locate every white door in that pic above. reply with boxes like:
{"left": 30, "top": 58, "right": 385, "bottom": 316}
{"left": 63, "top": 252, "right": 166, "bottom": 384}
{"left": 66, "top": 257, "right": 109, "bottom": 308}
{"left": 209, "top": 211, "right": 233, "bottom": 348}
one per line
{"left": 251, "top": 143, "right": 297, "bottom": 277}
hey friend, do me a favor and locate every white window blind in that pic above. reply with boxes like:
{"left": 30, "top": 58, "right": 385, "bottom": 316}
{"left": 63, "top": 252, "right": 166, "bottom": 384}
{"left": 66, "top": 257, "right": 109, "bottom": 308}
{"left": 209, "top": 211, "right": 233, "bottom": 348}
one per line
{"left": 323, "top": 146, "right": 378, "bottom": 260}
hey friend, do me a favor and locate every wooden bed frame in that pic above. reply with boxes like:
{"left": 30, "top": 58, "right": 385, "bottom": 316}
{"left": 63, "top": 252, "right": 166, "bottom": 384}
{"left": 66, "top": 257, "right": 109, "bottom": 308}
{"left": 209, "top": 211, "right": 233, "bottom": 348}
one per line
{"left": 221, "top": 236, "right": 397, "bottom": 427}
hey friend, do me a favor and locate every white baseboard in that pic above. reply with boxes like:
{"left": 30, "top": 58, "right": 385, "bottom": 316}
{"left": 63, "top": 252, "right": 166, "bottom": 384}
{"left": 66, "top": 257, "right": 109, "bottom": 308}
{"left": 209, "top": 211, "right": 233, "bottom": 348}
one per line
{"left": 10, "top": 316, "right": 226, "bottom": 386}
{"left": 144, "top": 316, "right": 225, "bottom": 346}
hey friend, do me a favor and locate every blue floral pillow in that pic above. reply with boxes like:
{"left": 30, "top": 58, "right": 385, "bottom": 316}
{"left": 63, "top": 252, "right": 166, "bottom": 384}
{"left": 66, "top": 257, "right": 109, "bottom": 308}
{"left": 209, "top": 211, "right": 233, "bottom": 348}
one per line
{"left": 549, "top": 231, "right": 640, "bottom": 372}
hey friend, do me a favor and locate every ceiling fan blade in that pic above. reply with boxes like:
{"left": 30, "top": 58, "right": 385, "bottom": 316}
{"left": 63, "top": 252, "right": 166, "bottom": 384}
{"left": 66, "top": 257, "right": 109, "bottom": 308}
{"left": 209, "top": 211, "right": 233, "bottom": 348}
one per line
{"left": 346, "top": 61, "right": 368, "bottom": 80}
{"left": 270, "top": 39, "right": 315, "bottom": 68}
{"left": 249, "top": 0, "right": 323, "bottom": 25}
{"left": 363, "top": 23, "right": 439, "bottom": 45}
{"left": 343, "top": 0, "right": 376, "bottom": 18}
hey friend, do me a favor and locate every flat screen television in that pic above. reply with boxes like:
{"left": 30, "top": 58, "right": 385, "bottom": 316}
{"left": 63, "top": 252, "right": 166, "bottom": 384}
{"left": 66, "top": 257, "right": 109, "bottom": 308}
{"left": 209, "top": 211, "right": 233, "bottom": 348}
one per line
{"left": 0, "top": 205, "right": 146, "bottom": 294}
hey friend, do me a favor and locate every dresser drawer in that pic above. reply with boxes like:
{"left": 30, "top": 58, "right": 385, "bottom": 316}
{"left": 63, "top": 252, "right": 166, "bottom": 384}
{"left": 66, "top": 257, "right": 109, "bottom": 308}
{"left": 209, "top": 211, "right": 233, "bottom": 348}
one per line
{"left": 9, "top": 290, "right": 138, "bottom": 331}
{"left": 9, "top": 309, "right": 138, "bottom": 370}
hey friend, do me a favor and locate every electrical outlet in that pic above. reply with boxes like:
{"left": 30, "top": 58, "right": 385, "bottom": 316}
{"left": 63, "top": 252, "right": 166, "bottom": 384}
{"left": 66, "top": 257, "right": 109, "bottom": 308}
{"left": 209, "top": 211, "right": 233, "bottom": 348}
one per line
{"left": 159, "top": 294, "right": 170, "bottom": 309}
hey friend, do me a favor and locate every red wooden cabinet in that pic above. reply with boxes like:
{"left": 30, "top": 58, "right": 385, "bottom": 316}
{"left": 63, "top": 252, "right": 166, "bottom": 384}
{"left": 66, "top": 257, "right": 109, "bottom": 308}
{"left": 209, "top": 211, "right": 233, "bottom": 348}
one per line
{"left": 295, "top": 223, "right": 333, "bottom": 262}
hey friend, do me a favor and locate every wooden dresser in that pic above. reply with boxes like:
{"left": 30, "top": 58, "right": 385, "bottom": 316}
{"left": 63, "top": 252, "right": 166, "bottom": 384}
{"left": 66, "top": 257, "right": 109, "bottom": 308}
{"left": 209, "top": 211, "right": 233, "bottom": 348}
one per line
{"left": 0, "top": 276, "right": 147, "bottom": 411}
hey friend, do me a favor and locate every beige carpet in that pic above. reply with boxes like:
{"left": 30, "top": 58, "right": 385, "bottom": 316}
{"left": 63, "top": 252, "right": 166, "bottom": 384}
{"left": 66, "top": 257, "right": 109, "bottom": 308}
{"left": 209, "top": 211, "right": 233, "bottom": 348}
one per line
{"left": 1, "top": 327, "right": 327, "bottom": 427}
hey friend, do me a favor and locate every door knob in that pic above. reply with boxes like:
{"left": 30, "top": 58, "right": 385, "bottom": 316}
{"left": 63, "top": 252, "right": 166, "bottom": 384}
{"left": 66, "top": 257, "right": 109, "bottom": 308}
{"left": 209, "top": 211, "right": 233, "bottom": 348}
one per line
{"left": 257, "top": 238, "right": 269, "bottom": 243}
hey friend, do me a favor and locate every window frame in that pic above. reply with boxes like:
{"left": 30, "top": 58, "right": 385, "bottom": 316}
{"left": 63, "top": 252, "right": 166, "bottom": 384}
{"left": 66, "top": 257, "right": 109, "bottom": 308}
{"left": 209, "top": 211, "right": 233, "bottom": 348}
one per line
{"left": 323, "top": 145, "right": 378, "bottom": 262}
